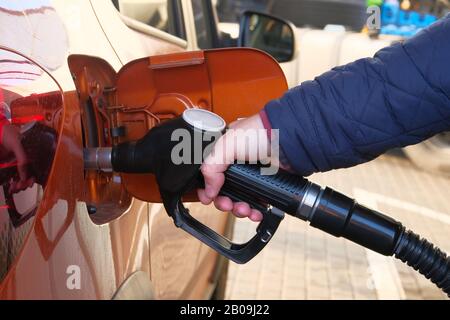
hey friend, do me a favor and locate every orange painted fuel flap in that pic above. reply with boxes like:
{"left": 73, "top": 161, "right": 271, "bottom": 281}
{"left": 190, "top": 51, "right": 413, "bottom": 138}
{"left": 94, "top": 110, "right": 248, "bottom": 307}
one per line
{"left": 113, "top": 48, "right": 287, "bottom": 202}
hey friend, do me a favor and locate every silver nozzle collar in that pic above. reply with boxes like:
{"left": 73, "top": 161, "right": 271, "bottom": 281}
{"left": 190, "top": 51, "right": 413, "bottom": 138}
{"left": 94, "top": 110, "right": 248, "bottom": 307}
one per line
{"left": 296, "top": 182, "right": 323, "bottom": 221}
{"left": 84, "top": 147, "right": 113, "bottom": 172}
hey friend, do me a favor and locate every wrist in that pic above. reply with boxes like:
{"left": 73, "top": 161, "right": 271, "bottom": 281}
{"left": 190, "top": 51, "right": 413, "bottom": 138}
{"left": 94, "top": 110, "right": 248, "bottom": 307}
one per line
{"left": 258, "top": 110, "right": 293, "bottom": 172}
{"left": 259, "top": 110, "right": 272, "bottom": 141}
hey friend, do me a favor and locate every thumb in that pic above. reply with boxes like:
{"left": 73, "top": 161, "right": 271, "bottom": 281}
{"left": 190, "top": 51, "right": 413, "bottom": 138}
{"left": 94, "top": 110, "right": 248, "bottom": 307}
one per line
{"left": 200, "top": 164, "right": 226, "bottom": 199}
{"left": 17, "top": 163, "right": 28, "bottom": 182}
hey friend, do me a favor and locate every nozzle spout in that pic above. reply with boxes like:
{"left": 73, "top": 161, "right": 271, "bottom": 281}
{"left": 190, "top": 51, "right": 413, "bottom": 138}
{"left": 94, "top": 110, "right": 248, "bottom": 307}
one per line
{"left": 84, "top": 147, "right": 113, "bottom": 172}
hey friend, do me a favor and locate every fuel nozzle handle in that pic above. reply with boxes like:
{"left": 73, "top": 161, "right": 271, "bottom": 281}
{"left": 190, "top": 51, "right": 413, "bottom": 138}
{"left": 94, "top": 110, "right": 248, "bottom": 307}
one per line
{"left": 223, "top": 164, "right": 404, "bottom": 256}
{"left": 223, "top": 164, "right": 400, "bottom": 254}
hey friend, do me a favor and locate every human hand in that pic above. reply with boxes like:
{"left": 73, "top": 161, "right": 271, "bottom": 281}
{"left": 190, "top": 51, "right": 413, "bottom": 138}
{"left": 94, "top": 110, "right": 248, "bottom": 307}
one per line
{"left": 9, "top": 161, "right": 35, "bottom": 194}
{"left": 2, "top": 124, "right": 35, "bottom": 193}
{"left": 197, "top": 114, "right": 272, "bottom": 222}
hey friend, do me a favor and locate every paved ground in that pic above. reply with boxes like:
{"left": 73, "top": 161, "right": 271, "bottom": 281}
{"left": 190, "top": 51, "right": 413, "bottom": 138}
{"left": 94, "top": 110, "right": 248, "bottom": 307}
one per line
{"left": 225, "top": 153, "right": 450, "bottom": 300}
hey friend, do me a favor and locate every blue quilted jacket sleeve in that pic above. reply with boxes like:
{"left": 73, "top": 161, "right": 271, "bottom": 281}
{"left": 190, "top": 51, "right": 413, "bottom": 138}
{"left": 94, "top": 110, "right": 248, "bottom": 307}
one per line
{"left": 264, "top": 15, "right": 450, "bottom": 176}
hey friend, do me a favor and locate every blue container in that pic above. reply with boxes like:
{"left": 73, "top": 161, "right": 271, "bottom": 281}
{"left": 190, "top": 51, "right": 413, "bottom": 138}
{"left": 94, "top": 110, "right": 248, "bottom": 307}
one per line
{"left": 379, "top": 1, "right": 437, "bottom": 38}
{"left": 398, "top": 10, "right": 413, "bottom": 26}
{"left": 424, "top": 14, "right": 437, "bottom": 26}
{"left": 400, "top": 11, "right": 436, "bottom": 28}
{"left": 381, "top": 1, "right": 400, "bottom": 25}
{"left": 408, "top": 11, "right": 421, "bottom": 26}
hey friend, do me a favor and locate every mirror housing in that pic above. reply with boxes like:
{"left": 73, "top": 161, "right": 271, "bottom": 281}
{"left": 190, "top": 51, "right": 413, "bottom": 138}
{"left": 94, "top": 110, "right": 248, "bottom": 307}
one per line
{"left": 238, "top": 11, "right": 296, "bottom": 63}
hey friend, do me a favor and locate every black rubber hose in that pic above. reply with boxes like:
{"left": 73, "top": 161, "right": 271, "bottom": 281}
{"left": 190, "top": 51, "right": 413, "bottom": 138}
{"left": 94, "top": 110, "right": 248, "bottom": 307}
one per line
{"left": 221, "top": 165, "right": 450, "bottom": 297}
{"left": 394, "top": 230, "right": 450, "bottom": 297}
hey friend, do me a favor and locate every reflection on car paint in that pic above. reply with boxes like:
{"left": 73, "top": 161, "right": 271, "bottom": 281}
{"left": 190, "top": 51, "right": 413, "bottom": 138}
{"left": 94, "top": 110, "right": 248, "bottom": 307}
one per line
{"left": 0, "top": 0, "right": 68, "bottom": 71}
{"left": 0, "top": 48, "right": 61, "bottom": 283}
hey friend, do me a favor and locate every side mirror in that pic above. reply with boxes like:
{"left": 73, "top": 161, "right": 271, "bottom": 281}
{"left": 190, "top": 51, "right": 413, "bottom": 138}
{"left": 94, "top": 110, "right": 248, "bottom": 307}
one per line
{"left": 238, "top": 11, "right": 296, "bottom": 63}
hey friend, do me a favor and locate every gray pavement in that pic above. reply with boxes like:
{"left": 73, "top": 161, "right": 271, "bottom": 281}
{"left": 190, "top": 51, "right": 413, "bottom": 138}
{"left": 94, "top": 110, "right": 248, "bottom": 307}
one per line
{"left": 225, "top": 153, "right": 450, "bottom": 300}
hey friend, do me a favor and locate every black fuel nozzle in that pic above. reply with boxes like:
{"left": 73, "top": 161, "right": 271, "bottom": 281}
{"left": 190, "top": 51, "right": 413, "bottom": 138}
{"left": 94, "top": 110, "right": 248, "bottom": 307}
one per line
{"left": 83, "top": 109, "right": 450, "bottom": 296}
{"left": 84, "top": 109, "right": 287, "bottom": 263}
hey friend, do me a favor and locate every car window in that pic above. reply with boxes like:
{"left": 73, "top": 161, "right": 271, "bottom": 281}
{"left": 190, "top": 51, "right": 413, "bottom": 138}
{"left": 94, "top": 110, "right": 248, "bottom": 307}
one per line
{"left": 192, "top": 0, "right": 211, "bottom": 49}
{"left": 112, "top": 0, "right": 186, "bottom": 39}
{"left": 216, "top": 0, "right": 270, "bottom": 23}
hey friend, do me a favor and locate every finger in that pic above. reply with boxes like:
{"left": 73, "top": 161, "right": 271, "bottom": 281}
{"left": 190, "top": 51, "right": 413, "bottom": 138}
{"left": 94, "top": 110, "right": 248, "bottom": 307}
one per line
{"left": 232, "top": 202, "right": 252, "bottom": 218}
{"left": 17, "top": 164, "right": 28, "bottom": 182}
{"left": 201, "top": 166, "right": 225, "bottom": 199}
{"left": 14, "top": 181, "right": 28, "bottom": 193}
{"left": 8, "top": 181, "right": 16, "bottom": 194}
{"left": 23, "top": 177, "right": 35, "bottom": 190}
{"left": 197, "top": 188, "right": 213, "bottom": 205}
{"left": 203, "top": 130, "right": 236, "bottom": 168}
{"left": 249, "top": 209, "right": 263, "bottom": 222}
{"left": 214, "top": 196, "right": 233, "bottom": 212}
{"left": 228, "top": 120, "right": 240, "bottom": 128}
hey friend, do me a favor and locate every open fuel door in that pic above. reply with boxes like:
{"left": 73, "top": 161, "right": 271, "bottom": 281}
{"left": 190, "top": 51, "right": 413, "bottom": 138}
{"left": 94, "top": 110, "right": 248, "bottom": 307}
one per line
{"left": 69, "top": 48, "right": 287, "bottom": 203}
